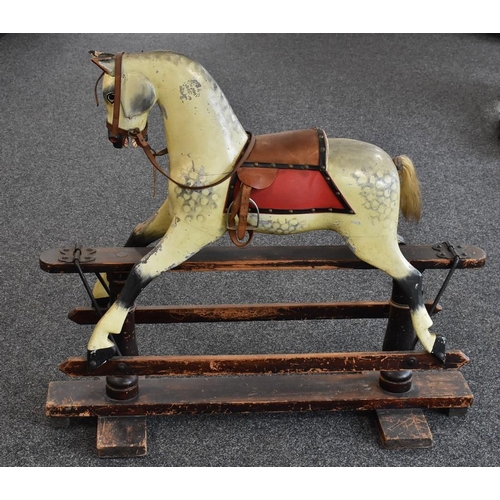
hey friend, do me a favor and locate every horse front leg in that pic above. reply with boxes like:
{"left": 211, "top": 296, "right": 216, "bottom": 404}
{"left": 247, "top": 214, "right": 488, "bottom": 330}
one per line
{"left": 124, "top": 197, "right": 174, "bottom": 247}
{"left": 87, "top": 215, "right": 225, "bottom": 369}
{"left": 92, "top": 198, "right": 174, "bottom": 304}
{"left": 87, "top": 263, "right": 157, "bottom": 369}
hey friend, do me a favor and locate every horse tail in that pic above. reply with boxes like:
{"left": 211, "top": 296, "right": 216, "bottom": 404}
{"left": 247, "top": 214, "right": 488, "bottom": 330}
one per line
{"left": 393, "top": 155, "right": 421, "bottom": 222}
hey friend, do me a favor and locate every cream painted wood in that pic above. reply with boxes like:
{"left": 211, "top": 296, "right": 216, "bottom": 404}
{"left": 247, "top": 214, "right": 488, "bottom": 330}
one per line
{"left": 87, "top": 51, "right": 440, "bottom": 364}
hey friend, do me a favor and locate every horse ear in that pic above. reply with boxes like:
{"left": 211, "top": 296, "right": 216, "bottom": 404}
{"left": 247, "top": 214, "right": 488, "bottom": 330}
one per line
{"left": 89, "top": 51, "right": 116, "bottom": 76}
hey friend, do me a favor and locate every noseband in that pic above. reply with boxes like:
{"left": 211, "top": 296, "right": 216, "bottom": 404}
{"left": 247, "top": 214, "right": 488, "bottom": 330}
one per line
{"left": 95, "top": 52, "right": 255, "bottom": 192}
{"left": 106, "top": 52, "right": 143, "bottom": 145}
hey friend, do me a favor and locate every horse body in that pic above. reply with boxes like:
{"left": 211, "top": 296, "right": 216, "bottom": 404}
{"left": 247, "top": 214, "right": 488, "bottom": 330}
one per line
{"left": 88, "top": 51, "right": 444, "bottom": 369}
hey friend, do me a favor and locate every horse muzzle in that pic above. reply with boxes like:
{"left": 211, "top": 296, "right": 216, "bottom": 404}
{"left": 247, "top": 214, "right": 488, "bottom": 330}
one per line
{"left": 108, "top": 130, "right": 127, "bottom": 148}
{"left": 106, "top": 122, "right": 148, "bottom": 149}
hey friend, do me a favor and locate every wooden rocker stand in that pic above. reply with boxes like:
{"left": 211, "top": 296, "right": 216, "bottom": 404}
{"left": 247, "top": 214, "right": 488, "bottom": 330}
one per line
{"left": 41, "top": 242, "right": 485, "bottom": 457}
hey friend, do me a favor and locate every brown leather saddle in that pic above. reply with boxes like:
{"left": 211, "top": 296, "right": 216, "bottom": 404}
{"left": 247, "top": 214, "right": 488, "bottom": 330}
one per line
{"left": 226, "top": 128, "right": 353, "bottom": 247}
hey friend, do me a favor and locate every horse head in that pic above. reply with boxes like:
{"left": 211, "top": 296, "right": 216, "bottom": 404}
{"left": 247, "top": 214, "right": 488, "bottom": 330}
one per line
{"left": 90, "top": 51, "right": 156, "bottom": 148}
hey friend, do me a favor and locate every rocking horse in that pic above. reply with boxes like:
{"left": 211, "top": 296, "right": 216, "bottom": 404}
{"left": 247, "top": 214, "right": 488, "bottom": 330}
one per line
{"left": 85, "top": 50, "right": 446, "bottom": 370}
{"left": 39, "top": 49, "right": 488, "bottom": 456}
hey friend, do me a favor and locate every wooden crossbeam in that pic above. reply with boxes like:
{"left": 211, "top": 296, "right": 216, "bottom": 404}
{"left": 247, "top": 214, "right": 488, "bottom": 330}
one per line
{"left": 59, "top": 350, "right": 469, "bottom": 378}
{"left": 67, "top": 300, "right": 441, "bottom": 325}
{"left": 40, "top": 244, "right": 486, "bottom": 274}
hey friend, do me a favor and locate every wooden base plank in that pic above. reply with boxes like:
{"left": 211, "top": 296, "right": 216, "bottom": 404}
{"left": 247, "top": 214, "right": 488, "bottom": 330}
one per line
{"left": 376, "top": 409, "right": 433, "bottom": 449}
{"left": 96, "top": 416, "right": 147, "bottom": 458}
{"left": 46, "top": 370, "right": 473, "bottom": 418}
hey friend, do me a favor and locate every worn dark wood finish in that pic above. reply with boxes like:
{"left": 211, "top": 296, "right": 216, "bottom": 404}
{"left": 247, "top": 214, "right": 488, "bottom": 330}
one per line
{"left": 105, "top": 278, "right": 140, "bottom": 401}
{"left": 96, "top": 416, "right": 147, "bottom": 458}
{"left": 68, "top": 301, "right": 440, "bottom": 325}
{"left": 41, "top": 242, "right": 484, "bottom": 454}
{"left": 376, "top": 409, "right": 433, "bottom": 449}
{"left": 380, "top": 281, "right": 417, "bottom": 393}
{"left": 377, "top": 280, "right": 429, "bottom": 444}
{"left": 46, "top": 370, "right": 473, "bottom": 418}
{"left": 59, "top": 350, "right": 469, "bottom": 378}
{"left": 40, "top": 244, "right": 486, "bottom": 274}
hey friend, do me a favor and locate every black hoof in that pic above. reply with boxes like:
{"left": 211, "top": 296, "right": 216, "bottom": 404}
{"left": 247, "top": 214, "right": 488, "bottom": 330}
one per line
{"left": 431, "top": 334, "right": 446, "bottom": 363}
{"left": 87, "top": 345, "right": 117, "bottom": 371}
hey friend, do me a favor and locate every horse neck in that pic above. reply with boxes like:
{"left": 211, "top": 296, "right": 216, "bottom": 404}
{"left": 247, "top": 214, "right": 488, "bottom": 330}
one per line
{"left": 145, "top": 53, "right": 248, "bottom": 176}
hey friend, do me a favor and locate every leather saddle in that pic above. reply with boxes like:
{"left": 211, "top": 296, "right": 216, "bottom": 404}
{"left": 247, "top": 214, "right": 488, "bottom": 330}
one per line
{"left": 226, "top": 128, "right": 327, "bottom": 247}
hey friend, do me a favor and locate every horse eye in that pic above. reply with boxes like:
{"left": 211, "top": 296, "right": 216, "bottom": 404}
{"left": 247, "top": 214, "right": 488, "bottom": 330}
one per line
{"left": 105, "top": 92, "right": 115, "bottom": 104}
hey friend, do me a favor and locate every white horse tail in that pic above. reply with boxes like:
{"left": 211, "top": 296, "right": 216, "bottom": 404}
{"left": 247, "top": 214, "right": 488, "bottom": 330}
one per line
{"left": 393, "top": 155, "right": 421, "bottom": 222}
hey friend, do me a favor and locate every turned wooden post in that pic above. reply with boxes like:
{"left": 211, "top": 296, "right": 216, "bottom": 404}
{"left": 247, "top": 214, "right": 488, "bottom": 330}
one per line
{"left": 106, "top": 272, "right": 139, "bottom": 400}
{"left": 96, "top": 272, "right": 146, "bottom": 457}
{"left": 379, "top": 280, "right": 417, "bottom": 393}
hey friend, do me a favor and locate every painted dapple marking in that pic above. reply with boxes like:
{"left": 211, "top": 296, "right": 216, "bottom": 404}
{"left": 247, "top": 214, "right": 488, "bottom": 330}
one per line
{"left": 87, "top": 50, "right": 445, "bottom": 369}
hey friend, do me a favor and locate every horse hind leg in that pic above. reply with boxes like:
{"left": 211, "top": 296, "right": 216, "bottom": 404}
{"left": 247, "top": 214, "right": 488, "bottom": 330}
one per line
{"left": 344, "top": 234, "right": 446, "bottom": 361}
{"left": 393, "top": 268, "right": 445, "bottom": 360}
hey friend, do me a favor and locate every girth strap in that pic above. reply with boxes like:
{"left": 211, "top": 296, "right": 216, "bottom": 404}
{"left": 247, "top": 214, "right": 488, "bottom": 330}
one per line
{"left": 227, "top": 183, "right": 255, "bottom": 247}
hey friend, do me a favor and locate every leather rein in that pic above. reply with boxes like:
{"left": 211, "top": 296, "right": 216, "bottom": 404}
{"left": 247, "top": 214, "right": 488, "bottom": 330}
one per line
{"left": 98, "top": 51, "right": 255, "bottom": 192}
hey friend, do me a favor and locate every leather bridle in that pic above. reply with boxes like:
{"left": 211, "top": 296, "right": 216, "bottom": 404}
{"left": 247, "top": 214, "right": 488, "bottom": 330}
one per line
{"left": 97, "top": 51, "right": 255, "bottom": 192}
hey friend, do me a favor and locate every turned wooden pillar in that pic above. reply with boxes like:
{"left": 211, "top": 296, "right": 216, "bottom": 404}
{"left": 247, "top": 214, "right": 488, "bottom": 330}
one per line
{"left": 106, "top": 272, "right": 139, "bottom": 400}
{"left": 379, "top": 280, "right": 417, "bottom": 393}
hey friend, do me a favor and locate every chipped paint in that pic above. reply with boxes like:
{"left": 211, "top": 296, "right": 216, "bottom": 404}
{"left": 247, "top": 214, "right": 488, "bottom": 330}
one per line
{"left": 179, "top": 79, "right": 202, "bottom": 102}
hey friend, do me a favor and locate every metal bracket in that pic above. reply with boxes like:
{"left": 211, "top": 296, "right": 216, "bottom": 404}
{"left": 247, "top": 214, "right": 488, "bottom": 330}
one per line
{"left": 432, "top": 242, "right": 468, "bottom": 259}
{"left": 58, "top": 244, "right": 121, "bottom": 357}
{"left": 58, "top": 245, "right": 96, "bottom": 263}
{"left": 59, "top": 245, "right": 102, "bottom": 317}
{"left": 429, "top": 242, "right": 462, "bottom": 315}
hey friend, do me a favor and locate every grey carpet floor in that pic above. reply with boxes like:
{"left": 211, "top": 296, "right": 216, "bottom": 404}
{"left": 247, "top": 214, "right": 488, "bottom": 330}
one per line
{"left": 1, "top": 33, "right": 499, "bottom": 466}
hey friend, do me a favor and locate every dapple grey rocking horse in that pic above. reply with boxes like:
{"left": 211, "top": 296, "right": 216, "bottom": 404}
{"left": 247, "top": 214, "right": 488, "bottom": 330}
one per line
{"left": 87, "top": 50, "right": 445, "bottom": 369}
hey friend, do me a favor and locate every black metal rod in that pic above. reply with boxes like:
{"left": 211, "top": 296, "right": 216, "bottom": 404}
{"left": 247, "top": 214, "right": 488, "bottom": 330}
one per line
{"left": 73, "top": 257, "right": 122, "bottom": 357}
{"left": 429, "top": 255, "right": 460, "bottom": 316}
{"left": 74, "top": 259, "right": 103, "bottom": 318}
{"left": 95, "top": 272, "right": 111, "bottom": 297}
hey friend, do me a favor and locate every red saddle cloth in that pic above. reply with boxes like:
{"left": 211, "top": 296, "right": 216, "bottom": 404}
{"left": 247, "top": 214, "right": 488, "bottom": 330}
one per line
{"left": 243, "top": 169, "right": 346, "bottom": 212}
{"left": 226, "top": 129, "right": 353, "bottom": 215}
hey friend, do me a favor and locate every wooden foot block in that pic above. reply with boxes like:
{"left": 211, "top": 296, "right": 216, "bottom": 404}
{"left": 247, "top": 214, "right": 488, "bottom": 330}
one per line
{"left": 96, "top": 416, "right": 147, "bottom": 458}
{"left": 376, "top": 409, "right": 433, "bottom": 449}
